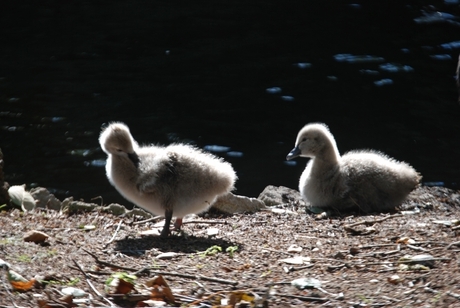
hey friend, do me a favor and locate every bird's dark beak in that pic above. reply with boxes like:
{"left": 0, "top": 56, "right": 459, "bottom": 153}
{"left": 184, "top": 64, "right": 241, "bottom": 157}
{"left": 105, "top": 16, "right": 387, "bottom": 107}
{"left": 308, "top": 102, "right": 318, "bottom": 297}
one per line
{"left": 128, "top": 152, "right": 140, "bottom": 168}
{"left": 286, "top": 146, "right": 301, "bottom": 160}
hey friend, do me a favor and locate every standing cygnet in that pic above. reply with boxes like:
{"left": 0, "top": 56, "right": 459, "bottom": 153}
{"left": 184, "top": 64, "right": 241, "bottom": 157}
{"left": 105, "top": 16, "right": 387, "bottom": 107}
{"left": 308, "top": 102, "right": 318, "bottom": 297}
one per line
{"left": 286, "top": 123, "right": 421, "bottom": 213}
{"left": 99, "top": 122, "right": 237, "bottom": 237}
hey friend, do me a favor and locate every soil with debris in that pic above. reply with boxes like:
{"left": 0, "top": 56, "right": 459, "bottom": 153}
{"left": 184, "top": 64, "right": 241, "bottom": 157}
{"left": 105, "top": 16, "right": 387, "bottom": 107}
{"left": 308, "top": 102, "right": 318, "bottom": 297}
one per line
{"left": 1, "top": 186, "right": 460, "bottom": 307}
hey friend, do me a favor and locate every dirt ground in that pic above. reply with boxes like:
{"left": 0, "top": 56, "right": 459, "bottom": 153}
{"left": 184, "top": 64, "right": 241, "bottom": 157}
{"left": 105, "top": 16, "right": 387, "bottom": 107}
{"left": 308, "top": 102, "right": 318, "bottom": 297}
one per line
{"left": 1, "top": 186, "right": 460, "bottom": 308}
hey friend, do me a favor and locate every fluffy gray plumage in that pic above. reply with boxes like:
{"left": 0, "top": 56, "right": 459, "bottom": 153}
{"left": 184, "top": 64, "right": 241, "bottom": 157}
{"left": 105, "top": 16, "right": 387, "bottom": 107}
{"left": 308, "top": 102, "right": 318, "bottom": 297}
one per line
{"left": 99, "top": 122, "right": 237, "bottom": 237}
{"left": 287, "top": 123, "right": 421, "bottom": 212}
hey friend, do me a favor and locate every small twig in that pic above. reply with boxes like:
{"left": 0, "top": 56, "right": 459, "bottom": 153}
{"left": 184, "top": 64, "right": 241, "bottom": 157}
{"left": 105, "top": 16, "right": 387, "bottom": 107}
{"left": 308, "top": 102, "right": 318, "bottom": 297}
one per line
{"left": 132, "top": 265, "right": 167, "bottom": 276}
{"left": 380, "top": 295, "right": 402, "bottom": 302}
{"left": 72, "top": 260, "right": 115, "bottom": 307}
{"left": 173, "top": 293, "right": 199, "bottom": 304}
{"left": 105, "top": 220, "right": 123, "bottom": 245}
{"left": 68, "top": 265, "right": 112, "bottom": 276}
{"left": 91, "top": 196, "right": 104, "bottom": 207}
{"left": 83, "top": 249, "right": 140, "bottom": 272}
{"left": 187, "top": 290, "right": 227, "bottom": 306}
{"left": 424, "top": 286, "right": 440, "bottom": 295}
{"left": 260, "top": 247, "right": 292, "bottom": 256}
{"left": 316, "top": 287, "right": 344, "bottom": 299}
{"left": 406, "top": 244, "right": 428, "bottom": 252}
{"left": 150, "top": 270, "right": 238, "bottom": 286}
{"left": 291, "top": 264, "right": 315, "bottom": 271}
{"left": 359, "top": 243, "right": 397, "bottom": 249}
{"left": 344, "top": 214, "right": 403, "bottom": 229}
{"left": 364, "top": 257, "right": 451, "bottom": 266}
{"left": 447, "top": 291, "right": 460, "bottom": 300}
{"left": 327, "top": 264, "right": 346, "bottom": 270}
{"left": 416, "top": 241, "right": 450, "bottom": 245}
{"left": 192, "top": 280, "right": 213, "bottom": 295}
{"left": 181, "top": 219, "right": 227, "bottom": 226}
{"left": 446, "top": 240, "right": 460, "bottom": 249}
{"left": 133, "top": 215, "right": 164, "bottom": 225}
{"left": 277, "top": 293, "right": 330, "bottom": 302}
{"left": 360, "top": 249, "right": 401, "bottom": 257}
{"left": 84, "top": 248, "right": 238, "bottom": 285}
{"left": 346, "top": 301, "right": 388, "bottom": 307}
{"left": 311, "top": 257, "right": 347, "bottom": 263}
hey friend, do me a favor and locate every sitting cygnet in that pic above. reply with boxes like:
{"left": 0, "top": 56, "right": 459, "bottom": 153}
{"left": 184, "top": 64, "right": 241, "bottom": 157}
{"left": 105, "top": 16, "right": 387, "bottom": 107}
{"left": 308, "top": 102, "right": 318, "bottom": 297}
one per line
{"left": 99, "top": 122, "right": 237, "bottom": 237}
{"left": 286, "top": 123, "right": 421, "bottom": 213}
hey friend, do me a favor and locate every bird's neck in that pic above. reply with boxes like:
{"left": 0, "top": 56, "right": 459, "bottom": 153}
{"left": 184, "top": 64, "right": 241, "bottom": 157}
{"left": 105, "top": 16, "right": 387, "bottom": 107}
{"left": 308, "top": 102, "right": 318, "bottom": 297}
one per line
{"left": 128, "top": 152, "right": 140, "bottom": 169}
{"left": 310, "top": 143, "right": 341, "bottom": 174}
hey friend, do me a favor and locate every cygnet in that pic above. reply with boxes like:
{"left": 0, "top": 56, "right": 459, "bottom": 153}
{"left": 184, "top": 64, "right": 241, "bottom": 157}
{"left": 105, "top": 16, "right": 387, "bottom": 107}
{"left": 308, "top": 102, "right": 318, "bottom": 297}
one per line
{"left": 286, "top": 123, "right": 421, "bottom": 212}
{"left": 99, "top": 122, "right": 237, "bottom": 237}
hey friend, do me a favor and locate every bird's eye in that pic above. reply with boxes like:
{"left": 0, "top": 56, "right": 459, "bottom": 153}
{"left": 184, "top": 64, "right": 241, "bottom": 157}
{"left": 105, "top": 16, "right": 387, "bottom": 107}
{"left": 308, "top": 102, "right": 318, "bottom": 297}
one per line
{"left": 302, "top": 137, "right": 307, "bottom": 142}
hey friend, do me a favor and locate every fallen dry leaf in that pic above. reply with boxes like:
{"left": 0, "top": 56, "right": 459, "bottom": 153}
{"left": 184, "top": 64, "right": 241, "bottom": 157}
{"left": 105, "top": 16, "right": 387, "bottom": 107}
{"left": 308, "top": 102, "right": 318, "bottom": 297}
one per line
{"left": 146, "top": 275, "right": 176, "bottom": 304}
{"left": 23, "top": 230, "right": 49, "bottom": 243}
{"left": 57, "top": 294, "right": 74, "bottom": 305}
{"left": 396, "top": 237, "right": 415, "bottom": 244}
{"left": 228, "top": 291, "right": 257, "bottom": 306}
{"left": 115, "top": 278, "right": 135, "bottom": 294}
{"left": 10, "top": 278, "right": 36, "bottom": 291}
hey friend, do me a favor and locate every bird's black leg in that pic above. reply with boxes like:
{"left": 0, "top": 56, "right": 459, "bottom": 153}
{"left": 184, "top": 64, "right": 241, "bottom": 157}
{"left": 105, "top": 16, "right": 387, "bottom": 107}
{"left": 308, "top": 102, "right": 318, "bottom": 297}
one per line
{"left": 161, "top": 209, "right": 173, "bottom": 238}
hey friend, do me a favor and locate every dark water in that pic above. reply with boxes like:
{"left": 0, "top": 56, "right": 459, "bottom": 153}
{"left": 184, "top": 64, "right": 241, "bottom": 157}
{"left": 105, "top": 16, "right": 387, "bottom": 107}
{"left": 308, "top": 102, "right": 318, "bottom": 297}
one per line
{"left": 1, "top": 1, "right": 460, "bottom": 205}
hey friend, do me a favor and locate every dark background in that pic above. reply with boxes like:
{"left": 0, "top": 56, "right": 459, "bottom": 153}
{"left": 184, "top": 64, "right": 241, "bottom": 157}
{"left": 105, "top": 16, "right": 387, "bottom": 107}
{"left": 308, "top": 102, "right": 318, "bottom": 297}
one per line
{"left": 1, "top": 0, "right": 459, "bottom": 205}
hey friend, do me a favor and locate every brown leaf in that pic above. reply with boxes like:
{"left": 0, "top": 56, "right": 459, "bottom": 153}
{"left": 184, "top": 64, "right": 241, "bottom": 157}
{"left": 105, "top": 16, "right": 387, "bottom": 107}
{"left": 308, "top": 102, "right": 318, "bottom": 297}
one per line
{"left": 146, "top": 274, "right": 170, "bottom": 288}
{"left": 115, "top": 278, "right": 134, "bottom": 294}
{"left": 23, "top": 230, "right": 49, "bottom": 243}
{"left": 149, "top": 285, "right": 176, "bottom": 304}
{"left": 221, "top": 266, "right": 234, "bottom": 272}
{"left": 10, "top": 278, "right": 36, "bottom": 291}
{"left": 237, "top": 264, "right": 252, "bottom": 271}
{"left": 57, "top": 294, "right": 74, "bottom": 305}
{"left": 349, "top": 247, "right": 360, "bottom": 255}
{"left": 37, "top": 299, "right": 51, "bottom": 308}
{"left": 161, "top": 285, "right": 176, "bottom": 304}
{"left": 147, "top": 275, "right": 176, "bottom": 304}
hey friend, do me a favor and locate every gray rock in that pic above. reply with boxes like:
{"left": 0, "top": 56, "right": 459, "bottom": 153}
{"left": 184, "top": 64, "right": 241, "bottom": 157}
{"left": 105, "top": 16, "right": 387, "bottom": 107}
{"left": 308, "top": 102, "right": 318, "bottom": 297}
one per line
{"left": 61, "top": 197, "right": 99, "bottom": 213}
{"left": 212, "top": 192, "right": 266, "bottom": 214}
{"left": 30, "top": 187, "right": 62, "bottom": 210}
{"left": 258, "top": 185, "right": 305, "bottom": 207}
{"left": 102, "top": 203, "right": 128, "bottom": 216}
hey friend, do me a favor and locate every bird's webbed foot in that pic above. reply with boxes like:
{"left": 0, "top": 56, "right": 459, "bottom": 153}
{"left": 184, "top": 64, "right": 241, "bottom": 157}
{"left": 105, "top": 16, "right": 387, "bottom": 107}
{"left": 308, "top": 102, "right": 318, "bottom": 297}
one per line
{"left": 173, "top": 218, "right": 183, "bottom": 231}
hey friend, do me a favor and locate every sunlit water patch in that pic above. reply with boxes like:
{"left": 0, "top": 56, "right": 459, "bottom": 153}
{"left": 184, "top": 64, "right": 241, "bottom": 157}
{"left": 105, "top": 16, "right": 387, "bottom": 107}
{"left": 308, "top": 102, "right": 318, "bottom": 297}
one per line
{"left": 281, "top": 96, "right": 295, "bottom": 102}
{"left": 84, "top": 159, "right": 106, "bottom": 167}
{"left": 203, "top": 145, "right": 231, "bottom": 153}
{"left": 266, "top": 87, "right": 282, "bottom": 94}
{"left": 430, "top": 54, "right": 452, "bottom": 61}
{"left": 333, "top": 54, "right": 385, "bottom": 64}
{"left": 379, "top": 63, "right": 414, "bottom": 73}
{"left": 374, "top": 79, "right": 394, "bottom": 87}
{"left": 439, "top": 40, "right": 460, "bottom": 50}
{"left": 227, "top": 151, "right": 243, "bottom": 158}
{"left": 293, "top": 62, "right": 311, "bottom": 69}
{"left": 360, "top": 69, "right": 380, "bottom": 76}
